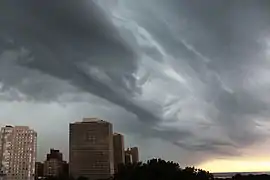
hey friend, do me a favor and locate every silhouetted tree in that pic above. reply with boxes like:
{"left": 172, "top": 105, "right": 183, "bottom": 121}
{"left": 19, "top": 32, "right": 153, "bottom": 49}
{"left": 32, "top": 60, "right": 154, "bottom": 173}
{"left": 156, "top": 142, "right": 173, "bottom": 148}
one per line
{"left": 114, "top": 158, "right": 212, "bottom": 180}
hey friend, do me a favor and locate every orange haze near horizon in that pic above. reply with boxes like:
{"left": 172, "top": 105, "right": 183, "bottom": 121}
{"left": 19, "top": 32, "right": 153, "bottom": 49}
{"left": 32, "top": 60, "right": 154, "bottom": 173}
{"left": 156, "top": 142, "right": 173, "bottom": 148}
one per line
{"left": 198, "top": 158, "right": 270, "bottom": 173}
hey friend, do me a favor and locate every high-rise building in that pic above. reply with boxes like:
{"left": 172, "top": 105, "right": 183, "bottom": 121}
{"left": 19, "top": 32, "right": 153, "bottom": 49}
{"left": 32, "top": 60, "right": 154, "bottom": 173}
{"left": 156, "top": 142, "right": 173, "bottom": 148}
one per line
{"left": 125, "top": 147, "right": 139, "bottom": 163}
{"left": 0, "top": 125, "right": 37, "bottom": 180}
{"left": 113, "top": 133, "right": 125, "bottom": 172}
{"left": 43, "top": 149, "right": 64, "bottom": 178}
{"left": 69, "top": 118, "right": 114, "bottom": 180}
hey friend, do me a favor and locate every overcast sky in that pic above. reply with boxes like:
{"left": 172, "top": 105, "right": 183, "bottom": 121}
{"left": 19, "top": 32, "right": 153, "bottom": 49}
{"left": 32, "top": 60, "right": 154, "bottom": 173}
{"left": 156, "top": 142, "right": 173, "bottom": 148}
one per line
{"left": 1, "top": 0, "right": 270, "bottom": 172}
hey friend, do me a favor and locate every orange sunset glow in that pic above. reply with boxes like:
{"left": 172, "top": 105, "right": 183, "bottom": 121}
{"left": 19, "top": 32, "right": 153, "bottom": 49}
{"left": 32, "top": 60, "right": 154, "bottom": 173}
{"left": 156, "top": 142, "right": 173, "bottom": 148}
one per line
{"left": 199, "top": 158, "right": 270, "bottom": 173}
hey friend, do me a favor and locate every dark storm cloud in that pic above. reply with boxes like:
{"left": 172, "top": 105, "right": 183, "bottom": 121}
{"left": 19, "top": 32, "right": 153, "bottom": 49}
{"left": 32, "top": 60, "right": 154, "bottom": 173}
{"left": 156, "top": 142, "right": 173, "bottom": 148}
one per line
{"left": 173, "top": 140, "right": 240, "bottom": 156}
{"left": 1, "top": 0, "right": 270, "bottom": 161}
{"left": 0, "top": 0, "right": 197, "bottom": 152}
{"left": 0, "top": 0, "right": 162, "bottom": 124}
{"left": 120, "top": 0, "right": 270, "bottom": 150}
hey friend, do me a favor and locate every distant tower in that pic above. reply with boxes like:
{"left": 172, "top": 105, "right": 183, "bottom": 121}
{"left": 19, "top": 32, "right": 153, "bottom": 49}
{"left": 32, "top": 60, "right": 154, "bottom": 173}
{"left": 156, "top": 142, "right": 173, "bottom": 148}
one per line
{"left": 43, "top": 149, "right": 65, "bottom": 178}
{"left": 125, "top": 147, "right": 139, "bottom": 164}
{"left": 130, "top": 147, "right": 139, "bottom": 163}
{"left": 113, "top": 133, "right": 125, "bottom": 172}
{"left": 0, "top": 125, "right": 37, "bottom": 180}
{"left": 124, "top": 153, "right": 132, "bottom": 164}
{"left": 69, "top": 118, "right": 114, "bottom": 180}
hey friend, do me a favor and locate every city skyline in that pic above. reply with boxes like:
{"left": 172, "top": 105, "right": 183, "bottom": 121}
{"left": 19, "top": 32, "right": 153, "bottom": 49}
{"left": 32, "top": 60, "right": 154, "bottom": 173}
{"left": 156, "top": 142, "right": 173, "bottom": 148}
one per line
{"left": 1, "top": 118, "right": 269, "bottom": 174}
{"left": 1, "top": 117, "right": 270, "bottom": 173}
{"left": 0, "top": 118, "right": 140, "bottom": 179}
{"left": 0, "top": 120, "right": 139, "bottom": 164}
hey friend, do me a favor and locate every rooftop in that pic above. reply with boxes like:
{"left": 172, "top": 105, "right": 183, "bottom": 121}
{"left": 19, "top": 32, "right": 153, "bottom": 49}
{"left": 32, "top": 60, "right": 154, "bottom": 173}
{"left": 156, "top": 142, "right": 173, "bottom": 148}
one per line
{"left": 72, "top": 118, "right": 110, "bottom": 124}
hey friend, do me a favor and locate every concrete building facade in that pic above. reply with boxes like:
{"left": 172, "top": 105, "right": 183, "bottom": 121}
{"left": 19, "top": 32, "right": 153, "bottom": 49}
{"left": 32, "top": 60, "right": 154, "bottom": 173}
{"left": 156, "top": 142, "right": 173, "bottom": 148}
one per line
{"left": 69, "top": 118, "right": 114, "bottom": 180}
{"left": 113, "top": 133, "right": 125, "bottom": 172}
{"left": 0, "top": 125, "right": 37, "bottom": 180}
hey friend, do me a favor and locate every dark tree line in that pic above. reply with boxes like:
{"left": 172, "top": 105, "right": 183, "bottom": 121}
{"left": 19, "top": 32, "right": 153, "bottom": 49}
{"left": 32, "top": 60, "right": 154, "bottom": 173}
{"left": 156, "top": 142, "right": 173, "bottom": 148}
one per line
{"left": 114, "top": 159, "right": 213, "bottom": 180}
{"left": 43, "top": 158, "right": 213, "bottom": 180}
{"left": 43, "top": 158, "right": 270, "bottom": 180}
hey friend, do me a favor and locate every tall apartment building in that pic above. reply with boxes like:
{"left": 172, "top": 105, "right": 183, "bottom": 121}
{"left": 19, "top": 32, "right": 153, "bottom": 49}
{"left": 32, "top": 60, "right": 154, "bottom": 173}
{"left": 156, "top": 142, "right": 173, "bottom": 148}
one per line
{"left": 69, "top": 118, "right": 114, "bottom": 180}
{"left": 43, "top": 149, "right": 64, "bottom": 178}
{"left": 113, "top": 133, "right": 125, "bottom": 173}
{"left": 125, "top": 147, "right": 139, "bottom": 163}
{"left": 0, "top": 125, "right": 37, "bottom": 180}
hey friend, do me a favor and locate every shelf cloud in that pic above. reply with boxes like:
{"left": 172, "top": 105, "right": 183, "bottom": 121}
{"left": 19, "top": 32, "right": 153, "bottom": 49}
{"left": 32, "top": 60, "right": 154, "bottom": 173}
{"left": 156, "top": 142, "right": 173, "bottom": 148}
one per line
{"left": 1, "top": 0, "right": 270, "bottom": 165}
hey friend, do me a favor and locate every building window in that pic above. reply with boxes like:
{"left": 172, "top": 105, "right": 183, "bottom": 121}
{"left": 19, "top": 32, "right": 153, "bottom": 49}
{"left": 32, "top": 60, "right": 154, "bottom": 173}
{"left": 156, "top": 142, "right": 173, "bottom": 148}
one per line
{"left": 86, "top": 134, "right": 96, "bottom": 144}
